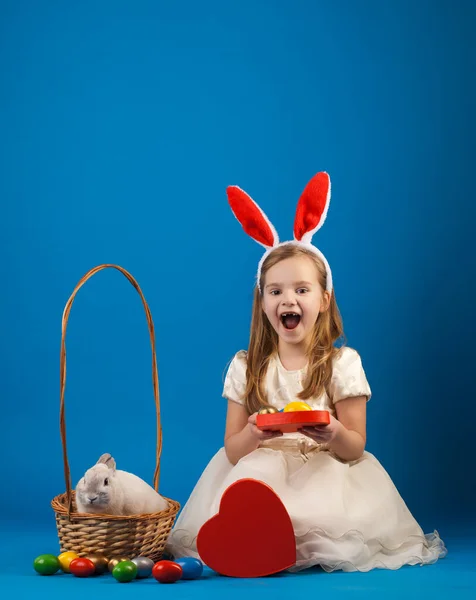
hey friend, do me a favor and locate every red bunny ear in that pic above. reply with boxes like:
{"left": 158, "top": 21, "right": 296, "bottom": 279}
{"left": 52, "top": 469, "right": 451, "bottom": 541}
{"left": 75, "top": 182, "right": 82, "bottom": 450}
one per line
{"left": 226, "top": 186, "right": 279, "bottom": 249}
{"left": 293, "top": 172, "right": 331, "bottom": 244}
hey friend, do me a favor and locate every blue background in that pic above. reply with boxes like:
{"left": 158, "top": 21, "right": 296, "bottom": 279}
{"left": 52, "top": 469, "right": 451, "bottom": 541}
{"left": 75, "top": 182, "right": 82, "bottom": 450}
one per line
{"left": 1, "top": 0, "right": 475, "bottom": 597}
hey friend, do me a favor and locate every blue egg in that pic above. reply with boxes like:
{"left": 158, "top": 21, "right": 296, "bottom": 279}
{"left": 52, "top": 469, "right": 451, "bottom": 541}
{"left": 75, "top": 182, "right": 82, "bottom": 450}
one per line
{"left": 174, "top": 557, "right": 203, "bottom": 580}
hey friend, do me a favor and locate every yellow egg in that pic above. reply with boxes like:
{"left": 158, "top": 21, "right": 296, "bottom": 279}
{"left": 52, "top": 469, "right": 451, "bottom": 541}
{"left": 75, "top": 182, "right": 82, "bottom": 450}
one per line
{"left": 283, "top": 401, "right": 312, "bottom": 412}
{"left": 58, "top": 551, "right": 79, "bottom": 573}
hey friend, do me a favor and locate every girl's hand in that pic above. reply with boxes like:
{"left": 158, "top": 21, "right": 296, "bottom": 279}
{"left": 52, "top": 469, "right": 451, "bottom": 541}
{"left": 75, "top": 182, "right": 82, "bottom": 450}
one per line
{"left": 247, "top": 412, "right": 283, "bottom": 440}
{"left": 299, "top": 414, "right": 343, "bottom": 444}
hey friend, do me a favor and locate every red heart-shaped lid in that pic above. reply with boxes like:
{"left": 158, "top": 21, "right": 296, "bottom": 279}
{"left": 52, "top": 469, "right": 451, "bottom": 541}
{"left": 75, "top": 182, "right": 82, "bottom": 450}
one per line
{"left": 196, "top": 478, "right": 296, "bottom": 577}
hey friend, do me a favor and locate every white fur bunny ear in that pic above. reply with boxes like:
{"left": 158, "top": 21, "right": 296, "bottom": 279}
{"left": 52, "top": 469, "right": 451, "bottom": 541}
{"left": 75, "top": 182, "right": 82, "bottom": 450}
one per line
{"left": 293, "top": 172, "right": 331, "bottom": 244}
{"left": 97, "top": 453, "right": 116, "bottom": 471}
{"left": 226, "top": 186, "right": 279, "bottom": 249}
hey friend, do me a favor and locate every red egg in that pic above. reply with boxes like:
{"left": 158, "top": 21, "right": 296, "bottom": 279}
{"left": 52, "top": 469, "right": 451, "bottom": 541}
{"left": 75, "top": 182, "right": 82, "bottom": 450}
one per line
{"left": 152, "top": 560, "right": 183, "bottom": 583}
{"left": 69, "top": 557, "right": 96, "bottom": 577}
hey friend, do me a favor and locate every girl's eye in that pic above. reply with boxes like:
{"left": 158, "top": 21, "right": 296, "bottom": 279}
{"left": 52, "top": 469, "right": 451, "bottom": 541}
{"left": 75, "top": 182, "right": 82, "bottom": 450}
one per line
{"left": 270, "top": 290, "right": 281, "bottom": 296}
{"left": 297, "top": 288, "right": 308, "bottom": 294}
{"left": 104, "top": 478, "right": 109, "bottom": 486}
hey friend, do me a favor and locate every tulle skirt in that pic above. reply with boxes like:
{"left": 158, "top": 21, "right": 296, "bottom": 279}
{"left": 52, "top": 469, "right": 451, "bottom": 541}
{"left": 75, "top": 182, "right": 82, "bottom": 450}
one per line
{"left": 166, "top": 439, "right": 447, "bottom": 573}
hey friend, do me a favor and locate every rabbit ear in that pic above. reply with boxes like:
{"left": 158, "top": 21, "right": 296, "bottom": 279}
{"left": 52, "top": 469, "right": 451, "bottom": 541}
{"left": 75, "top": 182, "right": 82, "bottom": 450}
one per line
{"left": 293, "top": 172, "right": 331, "bottom": 244}
{"left": 226, "top": 186, "right": 279, "bottom": 249}
{"left": 97, "top": 453, "right": 116, "bottom": 472}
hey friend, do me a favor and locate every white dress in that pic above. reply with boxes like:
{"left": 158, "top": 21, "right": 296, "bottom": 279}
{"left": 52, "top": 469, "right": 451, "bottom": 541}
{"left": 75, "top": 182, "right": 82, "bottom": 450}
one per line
{"left": 166, "top": 347, "right": 447, "bottom": 573}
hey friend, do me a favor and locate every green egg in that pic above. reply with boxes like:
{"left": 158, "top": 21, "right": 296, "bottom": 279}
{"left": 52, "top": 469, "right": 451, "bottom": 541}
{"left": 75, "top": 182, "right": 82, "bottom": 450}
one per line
{"left": 112, "top": 560, "right": 138, "bottom": 583}
{"left": 33, "top": 554, "right": 60, "bottom": 575}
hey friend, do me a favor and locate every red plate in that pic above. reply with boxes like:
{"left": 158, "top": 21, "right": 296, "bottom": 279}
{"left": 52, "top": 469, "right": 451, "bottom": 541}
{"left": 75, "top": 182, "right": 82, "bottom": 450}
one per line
{"left": 256, "top": 410, "right": 330, "bottom": 433}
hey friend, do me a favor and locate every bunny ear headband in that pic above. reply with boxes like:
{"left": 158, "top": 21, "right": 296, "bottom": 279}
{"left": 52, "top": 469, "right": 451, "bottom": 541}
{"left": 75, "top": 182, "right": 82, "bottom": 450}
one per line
{"left": 226, "top": 171, "right": 333, "bottom": 293}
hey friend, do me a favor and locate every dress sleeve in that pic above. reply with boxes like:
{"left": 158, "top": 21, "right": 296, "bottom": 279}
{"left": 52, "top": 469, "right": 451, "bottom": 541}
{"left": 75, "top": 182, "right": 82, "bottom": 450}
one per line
{"left": 329, "top": 347, "right": 372, "bottom": 404}
{"left": 222, "top": 350, "right": 248, "bottom": 405}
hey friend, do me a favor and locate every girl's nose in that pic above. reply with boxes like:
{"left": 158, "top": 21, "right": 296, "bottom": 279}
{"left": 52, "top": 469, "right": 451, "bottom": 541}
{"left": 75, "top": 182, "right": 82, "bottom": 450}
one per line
{"left": 281, "top": 292, "right": 296, "bottom": 305}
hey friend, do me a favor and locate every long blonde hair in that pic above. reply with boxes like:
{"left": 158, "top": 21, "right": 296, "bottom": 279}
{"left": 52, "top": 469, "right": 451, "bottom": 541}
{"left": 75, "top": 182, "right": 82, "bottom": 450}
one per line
{"left": 243, "top": 244, "right": 345, "bottom": 414}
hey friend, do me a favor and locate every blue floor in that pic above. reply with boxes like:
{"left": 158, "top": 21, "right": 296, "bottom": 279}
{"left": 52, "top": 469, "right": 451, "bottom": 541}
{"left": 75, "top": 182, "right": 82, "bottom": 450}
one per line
{"left": 0, "top": 521, "right": 474, "bottom": 599}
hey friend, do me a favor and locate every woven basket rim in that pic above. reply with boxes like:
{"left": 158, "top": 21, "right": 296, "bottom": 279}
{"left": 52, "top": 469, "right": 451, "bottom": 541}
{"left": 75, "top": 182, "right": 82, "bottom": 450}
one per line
{"left": 51, "top": 490, "right": 180, "bottom": 522}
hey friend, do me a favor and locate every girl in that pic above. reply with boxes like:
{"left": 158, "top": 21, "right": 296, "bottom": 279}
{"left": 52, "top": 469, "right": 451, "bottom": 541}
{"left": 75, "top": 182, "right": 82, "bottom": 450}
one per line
{"left": 166, "top": 172, "right": 447, "bottom": 573}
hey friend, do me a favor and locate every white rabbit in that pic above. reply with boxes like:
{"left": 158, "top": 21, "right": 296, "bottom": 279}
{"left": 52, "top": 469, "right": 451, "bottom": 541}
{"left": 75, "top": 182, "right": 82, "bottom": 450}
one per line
{"left": 75, "top": 453, "right": 169, "bottom": 516}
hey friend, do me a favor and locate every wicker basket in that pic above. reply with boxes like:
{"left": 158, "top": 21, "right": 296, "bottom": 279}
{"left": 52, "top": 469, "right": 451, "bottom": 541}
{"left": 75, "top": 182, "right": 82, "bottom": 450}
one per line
{"left": 51, "top": 264, "right": 180, "bottom": 562}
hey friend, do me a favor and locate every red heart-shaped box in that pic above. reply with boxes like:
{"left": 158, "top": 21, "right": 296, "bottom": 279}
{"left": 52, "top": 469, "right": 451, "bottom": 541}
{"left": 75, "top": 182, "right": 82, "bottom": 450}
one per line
{"left": 196, "top": 478, "right": 296, "bottom": 577}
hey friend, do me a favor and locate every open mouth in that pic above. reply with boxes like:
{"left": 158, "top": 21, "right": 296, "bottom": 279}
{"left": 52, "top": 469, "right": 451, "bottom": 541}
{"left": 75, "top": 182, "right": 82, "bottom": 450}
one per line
{"left": 280, "top": 313, "right": 301, "bottom": 330}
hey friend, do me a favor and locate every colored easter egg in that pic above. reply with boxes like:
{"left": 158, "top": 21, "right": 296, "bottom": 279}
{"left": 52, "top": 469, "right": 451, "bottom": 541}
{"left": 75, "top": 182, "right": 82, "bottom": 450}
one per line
{"left": 258, "top": 406, "right": 278, "bottom": 415}
{"left": 131, "top": 556, "right": 154, "bottom": 578}
{"left": 112, "top": 560, "right": 138, "bottom": 583}
{"left": 58, "top": 551, "right": 79, "bottom": 573}
{"left": 174, "top": 557, "right": 203, "bottom": 579}
{"left": 86, "top": 554, "right": 109, "bottom": 574}
{"left": 69, "top": 557, "right": 95, "bottom": 577}
{"left": 33, "top": 554, "right": 60, "bottom": 575}
{"left": 108, "top": 556, "right": 130, "bottom": 572}
{"left": 283, "top": 401, "right": 312, "bottom": 412}
{"left": 152, "top": 560, "right": 183, "bottom": 583}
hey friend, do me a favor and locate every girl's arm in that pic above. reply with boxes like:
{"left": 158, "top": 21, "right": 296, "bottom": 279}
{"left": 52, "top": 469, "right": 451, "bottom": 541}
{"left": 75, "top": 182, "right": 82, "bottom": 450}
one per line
{"left": 301, "top": 396, "right": 367, "bottom": 461}
{"left": 329, "top": 396, "right": 367, "bottom": 461}
{"left": 224, "top": 400, "right": 282, "bottom": 465}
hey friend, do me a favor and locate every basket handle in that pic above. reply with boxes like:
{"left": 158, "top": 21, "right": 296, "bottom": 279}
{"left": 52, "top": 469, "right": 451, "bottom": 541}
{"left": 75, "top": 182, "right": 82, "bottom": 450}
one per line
{"left": 59, "top": 264, "right": 162, "bottom": 516}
